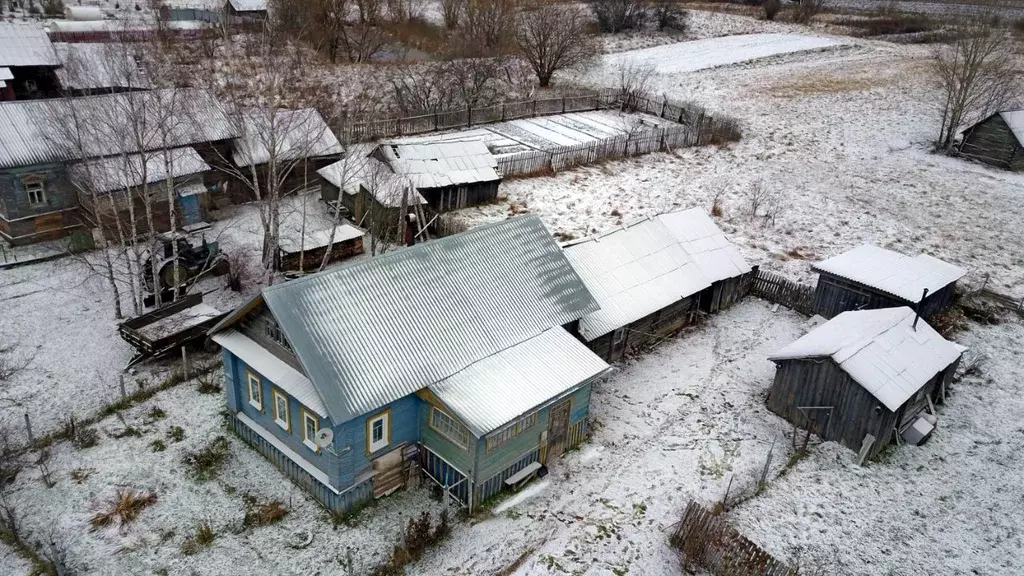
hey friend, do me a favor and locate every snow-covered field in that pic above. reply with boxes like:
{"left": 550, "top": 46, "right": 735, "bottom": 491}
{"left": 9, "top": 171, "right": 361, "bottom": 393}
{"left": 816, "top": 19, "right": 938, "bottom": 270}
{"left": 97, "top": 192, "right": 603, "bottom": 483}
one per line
{"left": 603, "top": 33, "right": 852, "bottom": 75}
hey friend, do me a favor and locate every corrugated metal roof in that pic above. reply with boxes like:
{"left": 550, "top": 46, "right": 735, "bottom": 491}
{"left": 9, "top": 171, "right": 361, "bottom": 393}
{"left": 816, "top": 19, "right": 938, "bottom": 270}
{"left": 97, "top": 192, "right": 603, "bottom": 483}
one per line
{"left": 379, "top": 141, "right": 501, "bottom": 189}
{"left": 0, "top": 88, "right": 237, "bottom": 169}
{"left": 278, "top": 225, "right": 365, "bottom": 254}
{"left": 260, "top": 214, "right": 598, "bottom": 425}
{"left": 212, "top": 329, "right": 329, "bottom": 417}
{"left": 769, "top": 307, "right": 965, "bottom": 412}
{"left": 812, "top": 244, "right": 967, "bottom": 303}
{"left": 317, "top": 151, "right": 426, "bottom": 207}
{"left": 564, "top": 212, "right": 727, "bottom": 341}
{"left": 0, "top": 23, "right": 59, "bottom": 67}
{"left": 232, "top": 108, "right": 343, "bottom": 168}
{"left": 54, "top": 43, "right": 153, "bottom": 91}
{"left": 69, "top": 146, "right": 209, "bottom": 194}
{"left": 429, "top": 327, "right": 609, "bottom": 436}
{"left": 658, "top": 208, "right": 752, "bottom": 283}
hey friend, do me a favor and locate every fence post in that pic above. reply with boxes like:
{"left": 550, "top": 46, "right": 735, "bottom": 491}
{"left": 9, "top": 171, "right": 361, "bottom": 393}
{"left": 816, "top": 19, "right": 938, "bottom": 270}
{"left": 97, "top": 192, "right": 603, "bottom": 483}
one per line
{"left": 181, "top": 346, "right": 189, "bottom": 380}
{"left": 532, "top": 99, "right": 537, "bottom": 118}
{"left": 467, "top": 107, "right": 472, "bottom": 128}
{"left": 661, "top": 96, "right": 667, "bottom": 118}
{"left": 24, "top": 413, "right": 33, "bottom": 445}
{"left": 434, "top": 112, "right": 438, "bottom": 131}
{"left": 119, "top": 373, "right": 127, "bottom": 399}
{"left": 562, "top": 96, "right": 566, "bottom": 113}
{"left": 501, "top": 103, "right": 505, "bottom": 121}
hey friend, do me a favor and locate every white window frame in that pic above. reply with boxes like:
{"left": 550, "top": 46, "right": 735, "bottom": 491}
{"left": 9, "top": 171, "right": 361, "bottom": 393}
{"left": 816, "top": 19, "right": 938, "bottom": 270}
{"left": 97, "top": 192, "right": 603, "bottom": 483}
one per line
{"left": 301, "top": 410, "right": 320, "bottom": 452}
{"left": 246, "top": 371, "right": 262, "bottom": 410}
{"left": 367, "top": 411, "right": 390, "bottom": 454}
{"left": 23, "top": 176, "right": 46, "bottom": 207}
{"left": 430, "top": 407, "right": 469, "bottom": 449}
{"left": 272, "top": 389, "right": 289, "bottom": 431}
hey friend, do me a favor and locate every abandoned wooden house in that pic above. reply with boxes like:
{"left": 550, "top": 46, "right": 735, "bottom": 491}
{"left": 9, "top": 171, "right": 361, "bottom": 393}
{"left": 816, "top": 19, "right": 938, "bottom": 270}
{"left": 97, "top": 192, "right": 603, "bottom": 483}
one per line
{"left": 276, "top": 224, "right": 365, "bottom": 273}
{"left": 0, "top": 89, "right": 236, "bottom": 246}
{"left": 563, "top": 208, "right": 751, "bottom": 362}
{"left": 317, "top": 147, "right": 427, "bottom": 229}
{"left": 224, "top": 108, "right": 343, "bottom": 204}
{"left": 53, "top": 42, "right": 153, "bottom": 96}
{"left": 0, "top": 23, "right": 61, "bottom": 101}
{"left": 208, "top": 214, "right": 609, "bottom": 514}
{"left": 811, "top": 244, "right": 967, "bottom": 320}
{"left": 370, "top": 141, "right": 502, "bottom": 211}
{"left": 958, "top": 110, "right": 1024, "bottom": 171}
{"left": 767, "top": 307, "right": 966, "bottom": 461}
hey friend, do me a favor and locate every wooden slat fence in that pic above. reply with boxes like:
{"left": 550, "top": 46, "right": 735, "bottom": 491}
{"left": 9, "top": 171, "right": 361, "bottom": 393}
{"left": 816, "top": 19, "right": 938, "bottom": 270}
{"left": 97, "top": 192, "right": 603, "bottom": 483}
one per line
{"left": 750, "top": 268, "right": 815, "bottom": 316}
{"left": 670, "top": 501, "right": 798, "bottom": 576}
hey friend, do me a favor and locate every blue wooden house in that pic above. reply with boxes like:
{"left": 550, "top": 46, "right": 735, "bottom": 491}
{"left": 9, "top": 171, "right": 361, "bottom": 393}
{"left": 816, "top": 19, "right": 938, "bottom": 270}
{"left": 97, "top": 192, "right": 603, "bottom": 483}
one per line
{"left": 209, "top": 215, "right": 610, "bottom": 514}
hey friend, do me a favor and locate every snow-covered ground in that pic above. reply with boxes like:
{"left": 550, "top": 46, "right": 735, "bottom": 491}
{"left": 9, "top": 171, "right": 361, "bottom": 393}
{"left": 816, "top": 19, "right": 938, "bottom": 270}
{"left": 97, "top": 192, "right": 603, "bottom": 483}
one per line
{"left": 603, "top": 33, "right": 852, "bottom": 75}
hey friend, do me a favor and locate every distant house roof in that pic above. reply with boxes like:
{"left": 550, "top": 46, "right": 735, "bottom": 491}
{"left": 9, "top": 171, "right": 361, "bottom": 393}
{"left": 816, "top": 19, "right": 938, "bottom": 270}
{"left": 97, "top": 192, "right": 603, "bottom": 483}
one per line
{"left": 429, "top": 327, "right": 609, "bottom": 436}
{"left": 564, "top": 209, "right": 749, "bottom": 341}
{"left": 232, "top": 108, "right": 343, "bottom": 168}
{"left": 238, "top": 214, "right": 598, "bottom": 425}
{"left": 228, "top": 0, "right": 267, "bottom": 10}
{"left": 69, "top": 146, "right": 209, "bottom": 194}
{"left": 770, "top": 307, "right": 966, "bottom": 412}
{"left": 377, "top": 141, "right": 500, "bottom": 190}
{"left": 812, "top": 244, "right": 967, "bottom": 303}
{"left": 278, "top": 225, "right": 365, "bottom": 254}
{"left": 317, "top": 150, "right": 427, "bottom": 207}
{"left": 0, "top": 23, "right": 59, "bottom": 67}
{"left": 54, "top": 42, "right": 152, "bottom": 91}
{"left": 0, "top": 89, "right": 236, "bottom": 169}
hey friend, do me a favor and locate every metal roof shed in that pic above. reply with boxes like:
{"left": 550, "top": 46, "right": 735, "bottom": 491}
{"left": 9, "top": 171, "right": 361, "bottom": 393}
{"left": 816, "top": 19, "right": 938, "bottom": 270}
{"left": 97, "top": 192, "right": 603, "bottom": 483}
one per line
{"left": 0, "top": 23, "right": 59, "bottom": 68}
{"left": 374, "top": 141, "right": 502, "bottom": 211}
{"left": 959, "top": 110, "right": 1024, "bottom": 171}
{"left": 767, "top": 307, "right": 966, "bottom": 461}
{"left": 811, "top": 244, "right": 967, "bottom": 320}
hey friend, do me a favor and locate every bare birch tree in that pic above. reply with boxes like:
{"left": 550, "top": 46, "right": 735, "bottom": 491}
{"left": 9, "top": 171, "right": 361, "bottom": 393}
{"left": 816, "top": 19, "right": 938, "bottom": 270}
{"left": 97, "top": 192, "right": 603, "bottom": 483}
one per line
{"left": 933, "top": 13, "right": 1019, "bottom": 152}
{"left": 515, "top": 2, "right": 596, "bottom": 88}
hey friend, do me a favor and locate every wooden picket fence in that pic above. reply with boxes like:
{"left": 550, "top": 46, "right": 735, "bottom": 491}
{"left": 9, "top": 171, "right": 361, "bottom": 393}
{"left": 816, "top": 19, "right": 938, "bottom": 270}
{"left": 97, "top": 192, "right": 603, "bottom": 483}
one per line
{"left": 670, "top": 501, "right": 798, "bottom": 576}
{"left": 750, "top": 268, "right": 815, "bottom": 316}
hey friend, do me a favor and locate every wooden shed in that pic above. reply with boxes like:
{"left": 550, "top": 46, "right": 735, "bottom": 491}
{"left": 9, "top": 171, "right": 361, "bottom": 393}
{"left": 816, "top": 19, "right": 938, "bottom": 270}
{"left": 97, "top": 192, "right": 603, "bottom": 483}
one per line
{"left": 767, "top": 307, "right": 965, "bottom": 460}
{"left": 959, "top": 110, "right": 1024, "bottom": 171}
{"left": 563, "top": 208, "right": 752, "bottom": 363}
{"left": 371, "top": 141, "right": 502, "bottom": 212}
{"left": 276, "top": 224, "right": 365, "bottom": 272}
{"left": 811, "top": 244, "right": 966, "bottom": 321}
{"left": 0, "top": 23, "right": 61, "bottom": 101}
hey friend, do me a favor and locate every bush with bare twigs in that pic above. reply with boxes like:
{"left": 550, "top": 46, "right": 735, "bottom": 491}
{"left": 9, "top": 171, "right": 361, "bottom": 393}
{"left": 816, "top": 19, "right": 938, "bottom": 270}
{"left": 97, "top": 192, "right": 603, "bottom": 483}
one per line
{"left": 763, "top": 0, "right": 780, "bottom": 21}
{"left": 89, "top": 488, "right": 158, "bottom": 533}
{"left": 515, "top": 3, "right": 596, "bottom": 87}
{"left": 618, "top": 60, "right": 656, "bottom": 112}
{"left": 593, "top": 0, "right": 647, "bottom": 33}
{"left": 183, "top": 436, "right": 231, "bottom": 482}
{"left": 792, "top": 0, "right": 825, "bottom": 24}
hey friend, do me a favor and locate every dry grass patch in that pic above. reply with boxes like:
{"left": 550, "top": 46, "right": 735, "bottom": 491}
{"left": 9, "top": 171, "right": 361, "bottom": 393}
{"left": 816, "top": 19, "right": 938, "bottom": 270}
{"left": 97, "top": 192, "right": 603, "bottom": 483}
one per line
{"left": 89, "top": 488, "right": 158, "bottom": 533}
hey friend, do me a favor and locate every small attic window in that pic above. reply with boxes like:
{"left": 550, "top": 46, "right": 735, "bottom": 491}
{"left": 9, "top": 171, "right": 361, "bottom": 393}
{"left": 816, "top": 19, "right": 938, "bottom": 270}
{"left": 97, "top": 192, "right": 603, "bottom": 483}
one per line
{"left": 390, "top": 145, "right": 400, "bottom": 158}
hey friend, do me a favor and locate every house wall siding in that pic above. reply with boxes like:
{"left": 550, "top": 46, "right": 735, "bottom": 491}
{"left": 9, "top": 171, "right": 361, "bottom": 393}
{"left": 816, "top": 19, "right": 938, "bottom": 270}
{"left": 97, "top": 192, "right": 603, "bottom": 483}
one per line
{"left": 812, "top": 272, "right": 957, "bottom": 321}
{"left": 418, "top": 401, "right": 475, "bottom": 476}
{"left": 421, "top": 180, "right": 501, "bottom": 212}
{"left": 0, "top": 164, "right": 84, "bottom": 244}
{"left": 585, "top": 297, "right": 697, "bottom": 363}
{"left": 335, "top": 394, "right": 422, "bottom": 486}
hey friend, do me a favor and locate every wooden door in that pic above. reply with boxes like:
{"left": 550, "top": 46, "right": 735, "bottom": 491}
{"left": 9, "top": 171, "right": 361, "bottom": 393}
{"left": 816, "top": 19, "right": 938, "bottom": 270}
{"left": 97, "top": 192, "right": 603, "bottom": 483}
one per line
{"left": 609, "top": 327, "right": 627, "bottom": 362}
{"left": 547, "top": 399, "right": 571, "bottom": 461}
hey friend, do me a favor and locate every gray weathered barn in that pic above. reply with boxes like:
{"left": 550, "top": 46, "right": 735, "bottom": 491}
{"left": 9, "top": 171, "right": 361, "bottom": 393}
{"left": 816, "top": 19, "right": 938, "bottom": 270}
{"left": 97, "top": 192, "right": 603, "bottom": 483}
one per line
{"left": 0, "top": 23, "right": 61, "bottom": 101}
{"left": 959, "top": 110, "right": 1024, "bottom": 171}
{"left": 811, "top": 245, "right": 966, "bottom": 321}
{"left": 563, "top": 208, "right": 752, "bottom": 362}
{"left": 370, "top": 141, "right": 501, "bottom": 212}
{"left": 767, "top": 307, "right": 965, "bottom": 460}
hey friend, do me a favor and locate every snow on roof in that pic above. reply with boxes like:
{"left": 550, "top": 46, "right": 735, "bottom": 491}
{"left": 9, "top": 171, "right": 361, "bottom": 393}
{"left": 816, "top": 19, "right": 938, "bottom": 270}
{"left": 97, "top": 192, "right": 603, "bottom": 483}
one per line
{"left": 378, "top": 141, "right": 500, "bottom": 190}
{"left": 770, "top": 307, "right": 965, "bottom": 412}
{"left": 0, "top": 68, "right": 13, "bottom": 81}
{"left": 429, "top": 327, "right": 609, "bottom": 437}
{"left": 0, "top": 89, "right": 236, "bottom": 169}
{"left": 213, "top": 328, "right": 329, "bottom": 418}
{"left": 317, "top": 151, "right": 427, "bottom": 207}
{"left": 253, "top": 214, "right": 598, "bottom": 425}
{"left": 999, "top": 110, "right": 1024, "bottom": 144}
{"left": 232, "top": 108, "right": 343, "bottom": 168}
{"left": 228, "top": 0, "right": 267, "bottom": 10}
{"left": 657, "top": 208, "right": 752, "bottom": 283}
{"left": 564, "top": 216, "right": 711, "bottom": 341}
{"left": 278, "top": 224, "right": 365, "bottom": 254}
{"left": 54, "top": 43, "right": 152, "bottom": 91}
{"left": 50, "top": 19, "right": 207, "bottom": 33}
{"left": 812, "top": 244, "right": 967, "bottom": 303}
{"left": 69, "top": 146, "right": 208, "bottom": 194}
{"left": 0, "top": 23, "right": 59, "bottom": 67}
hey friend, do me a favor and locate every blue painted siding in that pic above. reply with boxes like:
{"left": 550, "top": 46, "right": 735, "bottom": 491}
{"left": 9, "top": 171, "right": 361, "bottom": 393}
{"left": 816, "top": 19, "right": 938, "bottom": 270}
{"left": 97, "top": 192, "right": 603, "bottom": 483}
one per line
{"left": 334, "top": 394, "right": 422, "bottom": 486}
{"left": 569, "top": 383, "right": 592, "bottom": 425}
{"left": 418, "top": 401, "right": 475, "bottom": 475}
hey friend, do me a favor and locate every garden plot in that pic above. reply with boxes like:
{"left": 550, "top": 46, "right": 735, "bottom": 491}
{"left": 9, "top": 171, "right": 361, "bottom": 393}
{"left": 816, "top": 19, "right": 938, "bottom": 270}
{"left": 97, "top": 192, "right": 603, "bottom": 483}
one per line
{"left": 602, "top": 33, "right": 852, "bottom": 75}
{"left": 390, "top": 109, "right": 669, "bottom": 156}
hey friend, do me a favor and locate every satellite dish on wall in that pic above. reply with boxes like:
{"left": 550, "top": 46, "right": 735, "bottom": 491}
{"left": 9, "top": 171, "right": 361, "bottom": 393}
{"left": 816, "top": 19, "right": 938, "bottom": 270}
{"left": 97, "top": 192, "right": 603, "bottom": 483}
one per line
{"left": 314, "top": 428, "right": 334, "bottom": 448}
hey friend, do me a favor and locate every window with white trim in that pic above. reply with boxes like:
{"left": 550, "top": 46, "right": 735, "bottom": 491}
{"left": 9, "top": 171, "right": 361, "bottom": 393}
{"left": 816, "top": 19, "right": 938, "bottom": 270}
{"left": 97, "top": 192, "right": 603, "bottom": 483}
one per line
{"left": 272, "top": 390, "right": 289, "bottom": 431}
{"left": 23, "top": 176, "right": 46, "bottom": 207}
{"left": 246, "top": 371, "right": 262, "bottom": 410}
{"left": 301, "top": 411, "right": 320, "bottom": 451}
{"left": 486, "top": 412, "right": 538, "bottom": 452}
{"left": 367, "top": 411, "right": 390, "bottom": 453}
{"left": 430, "top": 407, "right": 469, "bottom": 449}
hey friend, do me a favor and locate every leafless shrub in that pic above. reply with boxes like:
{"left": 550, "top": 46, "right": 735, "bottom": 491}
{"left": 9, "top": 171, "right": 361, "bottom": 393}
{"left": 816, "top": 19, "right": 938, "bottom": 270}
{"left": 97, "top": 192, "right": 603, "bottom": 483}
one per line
{"left": 515, "top": 3, "right": 596, "bottom": 87}
{"left": 340, "top": 23, "right": 389, "bottom": 63}
{"left": 792, "top": 0, "right": 825, "bottom": 24}
{"left": 761, "top": 188, "right": 787, "bottom": 228}
{"left": 389, "top": 65, "right": 456, "bottom": 115}
{"left": 89, "top": 488, "right": 158, "bottom": 533}
{"left": 592, "top": 0, "right": 647, "bottom": 33}
{"left": 500, "top": 58, "right": 539, "bottom": 100}
{"left": 651, "top": 0, "right": 687, "bottom": 31}
{"left": 183, "top": 436, "right": 231, "bottom": 482}
{"left": 224, "top": 250, "right": 251, "bottom": 292}
{"left": 618, "top": 60, "right": 656, "bottom": 111}
{"left": 763, "top": 0, "right": 780, "bottom": 21}
{"left": 710, "top": 183, "right": 727, "bottom": 217}
{"left": 36, "top": 449, "right": 55, "bottom": 489}
{"left": 440, "top": 0, "right": 464, "bottom": 28}
{"left": 462, "top": 0, "right": 518, "bottom": 56}
{"left": 746, "top": 178, "right": 770, "bottom": 220}
{"left": 442, "top": 57, "right": 503, "bottom": 108}
{"left": 934, "top": 11, "right": 1018, "bottom": 152}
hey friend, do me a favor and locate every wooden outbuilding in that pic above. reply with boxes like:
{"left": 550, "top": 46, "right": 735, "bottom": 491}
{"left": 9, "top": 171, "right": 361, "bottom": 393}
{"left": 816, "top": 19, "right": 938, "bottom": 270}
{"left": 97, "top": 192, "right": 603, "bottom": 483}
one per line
{"left": 563, "top": 208, "right": 752, "bottom": 363}
{"left": 370, "top": 141, "right": 502, "bottom": 212}
{"left": 316, "top": 148, "right": 427, "bottom": 235}
{"left": 276, "top": 224, "right": 365, "bottom": 272}
{"left": 0, "top": 23, "right": 61, "bottom": 101}
{"left": 959, "top": 110, "right": 1024, "bottom": 171}
{"left": 767, "top": 307, "right": 965, "bottom": 460}
{"left": 811, "top": 244, "right": 966, "bottom": 321}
